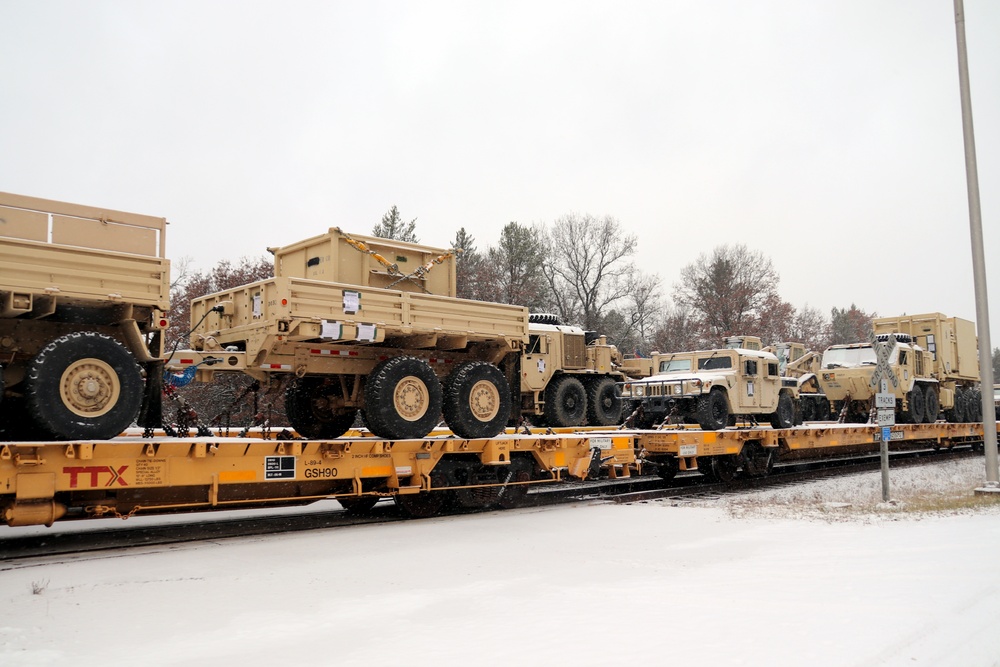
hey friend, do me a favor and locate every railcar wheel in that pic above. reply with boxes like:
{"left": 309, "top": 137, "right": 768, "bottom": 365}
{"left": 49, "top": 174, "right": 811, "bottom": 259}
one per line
{"left": 496, "top": 458, "right": 533, "bottom": 510}
{"left": 656, "top": 457, "right": 679, "bottom": 482}
{"left": 707, "top": 455, "right": 739, "bottom": 483}
{"left": 338, "top": 496, "right": 380, "bottom": 514}
{"left": 923, "top": 385, "right": 940, "bottom": 423}
{"left": 395, "top": 491, "right": 449, "bottom": 518}
{"left": 769, "top": 393, "right": 795, "bottom": 429}
{"left": 285, "top": 377, "right": 357, "bottom": 439}
{"left": 741, "top": 441, "right": 774, "bottom": 478}
{"left": 544, "top": 375, "right": 587, "bottom": 427}
{"left": 585, "top": 376, "right": 623, "bottom": 426}
{"left": 26, "top": 332, "right": 142, "bottom": 440}
{"left": 697, "top": 390, "right": 729, "bottom": 431}
{"left": 442, "top": 361, "right": 511, "bottom": 439}
{"left": 905, "top": 387, "right": 925, "bottom": 424}
{"left": 363, "top": 356, "right": 443, "bottom": 440}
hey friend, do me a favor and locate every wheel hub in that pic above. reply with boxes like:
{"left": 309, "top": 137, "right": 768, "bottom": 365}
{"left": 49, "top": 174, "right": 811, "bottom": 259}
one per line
{"left": 60, "top": 358, "right": 120, "bottom": 418}
{"left": 394, "top": 375, "right": 429, "bottom": 422}
{"left": 468, "top": 379, "right": 500, "bottom": 421}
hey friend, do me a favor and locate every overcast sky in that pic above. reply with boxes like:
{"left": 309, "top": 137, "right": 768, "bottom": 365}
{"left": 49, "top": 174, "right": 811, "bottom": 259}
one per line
{"left": 2, "top": 1, "right": 998, "bottom": 344}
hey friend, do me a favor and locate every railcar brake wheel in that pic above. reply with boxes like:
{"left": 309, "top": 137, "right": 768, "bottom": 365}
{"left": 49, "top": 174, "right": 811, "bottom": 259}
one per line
{"left": 26, "top": 332, "right": 142, "bottom": 440}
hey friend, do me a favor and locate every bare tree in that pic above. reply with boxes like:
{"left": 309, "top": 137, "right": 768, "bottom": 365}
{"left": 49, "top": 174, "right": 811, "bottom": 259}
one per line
{"left": 480, "top": 222, "right": 550, "bottom": 309}
{"left": 673, "top": 244, "right": 781, "bottom": 339}
{"left": 786, "top": 304, "right": 832, "bottom": 351}
{"left": 372, "top": 205, "right": 418, "bottom": 242}
{"left": 543, "top": 213, "right": 636, "bottom": 330}
{"left": 650, "top": 304, "right": 705, "bottom": 353}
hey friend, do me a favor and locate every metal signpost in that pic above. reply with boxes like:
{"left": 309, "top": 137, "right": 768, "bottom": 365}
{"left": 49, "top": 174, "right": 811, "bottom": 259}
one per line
{"left": 869, "top": 333, "right": 898, "bottom": 502}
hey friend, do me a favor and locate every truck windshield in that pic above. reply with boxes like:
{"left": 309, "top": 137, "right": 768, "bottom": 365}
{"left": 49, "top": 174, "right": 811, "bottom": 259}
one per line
{"left": 821, "top": 346, "right": 876, "bottom": 368}
{"left": 698, "top": 356, "right": 733, "bottom": 370}
{"left": 658, "top": 359, "right": 692, "bottom": 373}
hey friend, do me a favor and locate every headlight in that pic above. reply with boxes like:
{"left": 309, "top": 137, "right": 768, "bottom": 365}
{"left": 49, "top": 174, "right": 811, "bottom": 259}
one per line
{"left": 674, "top": 384, "right": 682, "bottom": 395}
{"left": 634, "top": 386, "right": 645, "bottom": 397}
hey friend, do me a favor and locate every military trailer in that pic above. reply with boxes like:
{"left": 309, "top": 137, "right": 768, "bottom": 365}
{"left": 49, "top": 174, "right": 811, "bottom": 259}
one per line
{"left": 0, "top": 192, "right": 170, "bottom": 440}
{"left": 619, "top": 336, "right": 797, "bottom": 430}
{"left": 170, "top": 230, "right": 627, "bottom": 439}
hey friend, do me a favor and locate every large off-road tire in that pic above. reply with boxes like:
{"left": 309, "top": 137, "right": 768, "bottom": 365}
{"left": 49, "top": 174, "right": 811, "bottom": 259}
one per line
{"left": 923, "top": 384, "right": 940, "bottom": 423}
{"left": 285, "top": 377, "right": 357, "bottom": 439}
{"left": 363, "top": 356, "right": 442, "bottom": 440}
{"left": 905, "top": 386, "right": 925, "bottom": 424}
{"left": 969, "top": 389, "right": 983, "bottom": 422}
{"left": 442, "top": 361, "right": 511, "bottom": 439}
{"left": 544, "top": 375, "right": 587, "bottom": 427}
{"left": 769, "top": 393, "right": 795, "bottom": 429}
{"left": 585, "top": 376, "right": 623, "bottom": 426}
{"left": 26, "top": 332, "right": 142, "bottom": 440}
{"left": 696, "top": 389, "right": 729, "bottom": 431}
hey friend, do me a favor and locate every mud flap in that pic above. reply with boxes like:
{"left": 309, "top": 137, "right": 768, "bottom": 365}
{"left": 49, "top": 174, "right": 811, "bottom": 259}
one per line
{"left": 138, "top": 360, "right": 164, "bottom": 432}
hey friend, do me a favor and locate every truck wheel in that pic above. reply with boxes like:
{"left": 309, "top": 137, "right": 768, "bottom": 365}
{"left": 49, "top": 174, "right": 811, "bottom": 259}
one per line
{"left": 696, "top": 390, "right": 729, "bottom": 430}
{"left": 442, "top": 361, "right": 511, "bottom": 439}
{"left": 769, "top": 393, "right": 795, "bottom": 429}
{"left": 26, "top": 332, "right": 142, "bottom": 440}
{"left": 363, "top": 356, "right": 443, "bottom": 440}
{"left": 905, "top": 386, "right": 925, "bottom": 424}
{"left": 544, "top": 375, "right": 587, "bottom": 427}
{"left": 818, "top": 397, "right": 831, "bottom": 421}
{"left": 923, "top": 385, "right": 940, "bottom": 423}
{"left": 285, "top": 377, "right": 357, "bottom": 439}
{"left": 586, "top": 377, "right": 622, "bottom": 426}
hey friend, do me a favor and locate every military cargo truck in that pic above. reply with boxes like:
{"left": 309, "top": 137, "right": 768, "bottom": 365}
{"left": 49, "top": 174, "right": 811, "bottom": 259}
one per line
{"left": 520, "top": 314, "right": 626, "bottom": 427}
{"left": 871, "top": 313, "right": 981, "bottom": 422}
{"left": 170, "top": 229, "right": 627, "bottom": 439}
{"left": 619, "top": 336, "right": 797, "bottom": 430}
{"left": 0, "top": 192, "right": 170, "bottom": 440}
{"left": 816, "top": 313, "right": 980, "bottom": 424}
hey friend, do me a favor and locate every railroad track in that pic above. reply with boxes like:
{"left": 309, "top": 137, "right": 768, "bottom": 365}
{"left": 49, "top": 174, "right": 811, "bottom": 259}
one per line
{"left": 0, "top": 446, "right": 979, "bottom": 568}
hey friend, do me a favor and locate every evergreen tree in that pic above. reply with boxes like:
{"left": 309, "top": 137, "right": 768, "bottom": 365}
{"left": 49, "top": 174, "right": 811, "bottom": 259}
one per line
{"left": 372, "top": 205, "right": 419, "bottom": 242}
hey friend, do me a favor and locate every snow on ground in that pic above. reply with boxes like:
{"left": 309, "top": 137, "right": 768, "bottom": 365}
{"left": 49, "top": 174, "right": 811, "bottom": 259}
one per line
{"left": 2, "top": 459, "right": 1000, "bottom": 667}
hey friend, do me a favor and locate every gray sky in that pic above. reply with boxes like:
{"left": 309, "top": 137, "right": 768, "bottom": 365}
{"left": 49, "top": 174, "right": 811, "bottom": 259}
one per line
{"left": 2, "top": 1, "right": 998, "bottom": 344}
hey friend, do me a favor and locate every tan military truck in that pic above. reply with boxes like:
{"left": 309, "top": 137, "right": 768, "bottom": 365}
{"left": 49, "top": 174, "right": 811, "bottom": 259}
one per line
{"left": 872, "top": 313, "right": 981, "bottom": 423}
{"left": 619, "top": 336, "right": 797, "bottom": 430}
{"left": 0, "top": 192, "right": 170, "bottom": 440}
{"left": 520, "top": 314, "right": 626, "bottom": 427}
{"left": 817, "top": 313, "right": 980, "bottom": 424}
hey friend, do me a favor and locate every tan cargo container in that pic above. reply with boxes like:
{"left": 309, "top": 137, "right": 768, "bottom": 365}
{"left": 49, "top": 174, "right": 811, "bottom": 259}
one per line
{"left": 270, "top": 227, "right": 457, "bottom": 296}
{"left": 0, "top": 192, "right": 170, "bottom": 441}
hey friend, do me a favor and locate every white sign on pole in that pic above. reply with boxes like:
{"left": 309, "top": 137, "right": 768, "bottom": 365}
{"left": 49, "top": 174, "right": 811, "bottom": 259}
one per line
{"left": 877, "top": 408, "right": 895, "bottom": 426}
{"left": 875, "top": 392, "right": 896, "bottom": 409}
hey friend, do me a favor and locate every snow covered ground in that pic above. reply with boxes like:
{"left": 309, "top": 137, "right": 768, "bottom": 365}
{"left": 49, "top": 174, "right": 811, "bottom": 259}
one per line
{"left": 2, "top": 458, "right": 1000, "bottom": 667}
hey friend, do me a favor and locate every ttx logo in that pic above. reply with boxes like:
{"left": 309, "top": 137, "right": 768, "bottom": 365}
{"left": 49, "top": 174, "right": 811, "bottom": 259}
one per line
{"left": 63, "top": 466, "right": 129, "bottom": 488}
